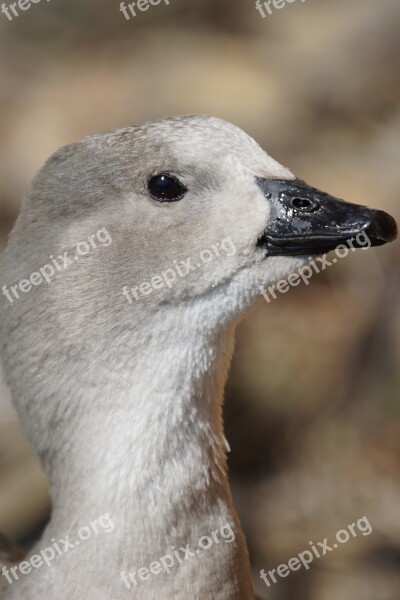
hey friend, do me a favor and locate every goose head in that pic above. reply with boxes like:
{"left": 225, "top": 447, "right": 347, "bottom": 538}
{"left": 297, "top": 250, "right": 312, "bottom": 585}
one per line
{"left": 2, "top": 115, "right": 396, "bottom": 332}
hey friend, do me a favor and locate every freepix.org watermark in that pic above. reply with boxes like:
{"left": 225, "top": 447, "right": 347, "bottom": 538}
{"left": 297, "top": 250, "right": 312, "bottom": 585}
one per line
{"left": 260, "top": 230, "right": 372, "bottom": 303}
{"left": 122, "top": 236, "right": 236, "bottom": 303}
{"left": 1, "top": 514, "right": 114, "bottom": 586}
{"left": 119, "top": 0, "right": 169, "bottom": 20}
{"left": 255, "top": 0, "right": 306, "bottom": 18}
{"left": 121, "top": 522, "right": 235, "bottom": 589}
{"left": 0, "top": 0, "right": 52, "bottom": 21}
{"left": 2, "top": 227, "right": 112, "bottom": 305}
{"left": 260, "top": 515, "right": 372, "bottom": 588}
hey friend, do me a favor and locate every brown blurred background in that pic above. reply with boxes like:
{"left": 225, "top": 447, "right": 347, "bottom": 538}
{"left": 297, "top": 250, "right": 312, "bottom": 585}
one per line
{"left": 0, "top": 0, "right": 399, "bottom": 598}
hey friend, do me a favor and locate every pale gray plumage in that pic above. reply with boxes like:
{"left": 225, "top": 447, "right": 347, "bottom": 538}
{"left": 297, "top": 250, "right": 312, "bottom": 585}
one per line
{"left": 0, "top": 115, "right": 396, "bottom": 599}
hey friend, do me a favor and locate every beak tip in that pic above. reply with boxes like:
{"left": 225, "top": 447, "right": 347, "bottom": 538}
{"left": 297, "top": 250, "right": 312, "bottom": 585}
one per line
{"left": 366, "top": 210, "right": 398, "bottom": 245}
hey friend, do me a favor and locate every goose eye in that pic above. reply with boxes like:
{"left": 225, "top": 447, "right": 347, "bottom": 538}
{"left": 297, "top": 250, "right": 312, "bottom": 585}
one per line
{"left": 147, "top": 173, "right": 187, "bottom": 202}
{"left": 290, "top": 197, "right": 320, "bottom": 212}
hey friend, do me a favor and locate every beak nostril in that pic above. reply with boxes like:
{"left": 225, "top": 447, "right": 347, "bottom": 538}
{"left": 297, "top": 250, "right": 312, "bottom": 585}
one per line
{"left": 290, "top": 197, "right": 320, "bottom": 212}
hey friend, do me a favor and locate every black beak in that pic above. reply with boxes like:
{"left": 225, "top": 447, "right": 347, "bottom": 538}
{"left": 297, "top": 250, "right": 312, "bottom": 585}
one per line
{"left": 256, "top": 178, "right": 398, "bottom": 256}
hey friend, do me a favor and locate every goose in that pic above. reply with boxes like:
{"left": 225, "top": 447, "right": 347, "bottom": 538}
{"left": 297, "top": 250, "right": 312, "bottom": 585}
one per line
{"left": 0, "top": 115, "right": 397, "bottom": 600}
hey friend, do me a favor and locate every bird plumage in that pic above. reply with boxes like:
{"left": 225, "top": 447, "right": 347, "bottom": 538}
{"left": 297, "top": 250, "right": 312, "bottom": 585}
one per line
{"left": 0, "top": 116, "right": 396, "bottom": 599}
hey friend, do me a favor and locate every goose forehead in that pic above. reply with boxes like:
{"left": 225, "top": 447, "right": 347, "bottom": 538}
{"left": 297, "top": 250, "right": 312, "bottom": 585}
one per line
{"left": 92, "top": 116, "right": 294, "bottom": 180}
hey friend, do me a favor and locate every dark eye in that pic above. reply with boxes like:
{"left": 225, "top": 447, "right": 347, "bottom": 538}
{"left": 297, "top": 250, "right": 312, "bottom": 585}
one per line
{"left": 147, "top": 173, "right": 187, "bottom": 202}
{"left": 290, "top": 197, "right": 320, "bottom": 212}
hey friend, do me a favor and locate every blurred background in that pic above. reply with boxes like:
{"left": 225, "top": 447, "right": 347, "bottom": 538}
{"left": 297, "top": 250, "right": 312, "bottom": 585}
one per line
{"left": 0, "top": 0, "right": 399, "bottom": 598}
